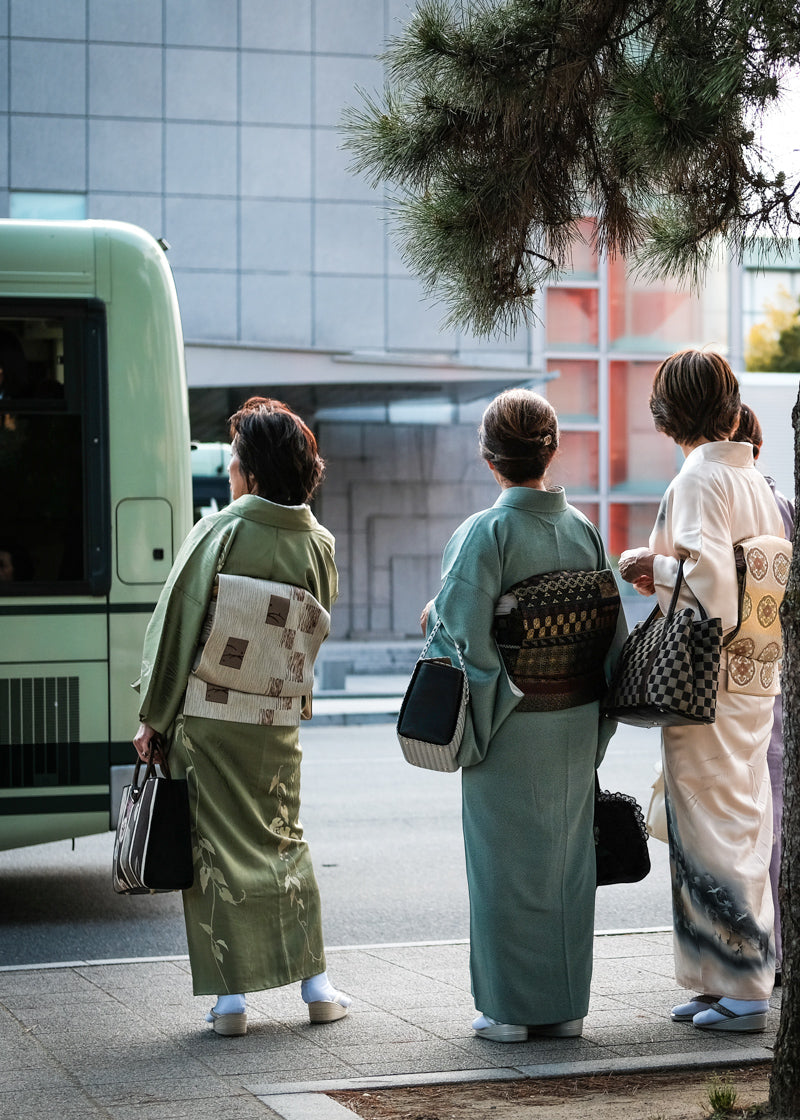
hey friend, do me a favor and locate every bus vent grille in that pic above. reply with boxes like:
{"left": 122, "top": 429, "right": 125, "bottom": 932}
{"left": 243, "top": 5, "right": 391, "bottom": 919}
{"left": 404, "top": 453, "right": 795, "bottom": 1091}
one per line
{"left": 0, "top": 676, "right": 81, "bottom": 788}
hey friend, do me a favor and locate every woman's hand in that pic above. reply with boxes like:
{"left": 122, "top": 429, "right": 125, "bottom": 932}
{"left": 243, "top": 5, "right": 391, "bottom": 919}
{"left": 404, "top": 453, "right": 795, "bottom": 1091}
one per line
{"left": 133, "top": 721, "right": 162, "bottom": 763}
{"left": 618, "top": 548, "right": 656, "bottom": 596}
{"left": 420, "top": 599, "right": 434, "bottom": 636}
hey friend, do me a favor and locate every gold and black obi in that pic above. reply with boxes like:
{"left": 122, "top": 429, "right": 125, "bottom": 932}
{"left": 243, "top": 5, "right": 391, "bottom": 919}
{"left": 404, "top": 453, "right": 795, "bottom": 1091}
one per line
{"left": 493, "top": 569, "right": 621, "bottom": 712}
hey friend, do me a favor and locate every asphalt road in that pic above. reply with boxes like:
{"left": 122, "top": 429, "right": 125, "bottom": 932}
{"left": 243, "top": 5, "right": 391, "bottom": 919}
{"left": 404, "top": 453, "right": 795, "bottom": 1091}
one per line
{"left": 0, "top": 721, "right": 670, "bottom": 968}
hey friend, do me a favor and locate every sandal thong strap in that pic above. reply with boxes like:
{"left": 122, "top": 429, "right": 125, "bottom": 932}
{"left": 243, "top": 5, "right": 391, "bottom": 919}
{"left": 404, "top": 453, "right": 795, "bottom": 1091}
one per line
{"left": 707, "top": 1002, "right": 737, "bottom": 1019}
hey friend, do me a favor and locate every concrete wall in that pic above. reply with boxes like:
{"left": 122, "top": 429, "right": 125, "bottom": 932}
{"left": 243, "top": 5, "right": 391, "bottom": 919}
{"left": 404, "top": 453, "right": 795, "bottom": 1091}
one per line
{"left": 316, "top": 421, "right": 498, "bottom": 639}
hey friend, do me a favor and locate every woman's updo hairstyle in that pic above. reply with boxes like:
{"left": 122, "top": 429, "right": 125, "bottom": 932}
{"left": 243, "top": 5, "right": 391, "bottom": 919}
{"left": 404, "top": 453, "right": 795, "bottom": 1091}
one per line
{"left": 229, "top": 396, "right": 325, "bottom": 506}
{"left": 732, "top": 403, "right": 763, "bottom": 459}
{"left": 649, "top": 349, "right": 741, "bottom": 445}
{"left": 479, "top": 389, "right": 559, "bottom": 484}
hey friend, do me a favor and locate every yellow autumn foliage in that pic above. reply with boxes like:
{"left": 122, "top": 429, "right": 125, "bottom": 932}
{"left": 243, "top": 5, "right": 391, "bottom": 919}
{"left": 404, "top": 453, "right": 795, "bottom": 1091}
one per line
{"left": 745, "top": 286, "right": 800, "bottom": 370}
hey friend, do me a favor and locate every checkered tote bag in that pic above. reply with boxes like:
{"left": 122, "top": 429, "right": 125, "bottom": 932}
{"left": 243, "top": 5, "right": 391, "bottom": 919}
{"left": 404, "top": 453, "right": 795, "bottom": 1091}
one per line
{"left": 603, "top": 558, "right": 722, "bottom": 728}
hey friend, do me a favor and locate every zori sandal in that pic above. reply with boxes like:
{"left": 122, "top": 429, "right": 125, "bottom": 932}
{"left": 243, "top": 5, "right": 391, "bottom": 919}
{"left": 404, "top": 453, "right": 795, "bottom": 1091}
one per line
{"left": 693, "top": 1002, "right": 767, "bottom": 1033}
{"left": 207, "top": 1009, "right": 247, "bottom": 1036}
{"left": 670, "top": 995, "right": 720, "bottom": 1022}
{"left": 307, "top": 992, "right": 351, "bottom": 1023}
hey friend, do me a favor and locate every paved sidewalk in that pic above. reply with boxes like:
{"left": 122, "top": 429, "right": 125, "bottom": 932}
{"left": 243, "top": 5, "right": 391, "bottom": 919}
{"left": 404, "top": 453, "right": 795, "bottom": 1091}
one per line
{"left": 0, "top": 931, "right": 779, "bottom": 1120}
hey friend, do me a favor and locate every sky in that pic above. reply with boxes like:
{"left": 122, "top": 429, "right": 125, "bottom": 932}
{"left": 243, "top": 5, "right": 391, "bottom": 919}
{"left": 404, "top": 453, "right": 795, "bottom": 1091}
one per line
{"left": 757, "top": 70, "right": 800, "bottom": 185}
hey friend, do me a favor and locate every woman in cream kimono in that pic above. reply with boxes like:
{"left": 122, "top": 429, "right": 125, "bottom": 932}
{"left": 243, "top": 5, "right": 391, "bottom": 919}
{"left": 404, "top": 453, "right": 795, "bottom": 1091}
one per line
{"left": 620, "top": 350, "right": 785, "bottom": 1034}
{"left": 133, "top": 398, "right": 349, "bottom": 1036}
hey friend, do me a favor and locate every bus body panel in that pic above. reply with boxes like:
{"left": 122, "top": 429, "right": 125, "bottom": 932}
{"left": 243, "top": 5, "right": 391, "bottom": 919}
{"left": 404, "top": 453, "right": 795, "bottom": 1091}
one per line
{"left": 0, "top": 220, "right": 191, "bottom": 851}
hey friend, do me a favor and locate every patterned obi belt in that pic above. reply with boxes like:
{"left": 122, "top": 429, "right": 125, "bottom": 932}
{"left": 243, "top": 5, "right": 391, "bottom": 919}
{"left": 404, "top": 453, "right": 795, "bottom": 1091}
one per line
{"left": 724, "top": 534, "right": 791, "bottom": 697}
{"left": 183, "top": 574, "right": 330, "bottom": 726}
{"left": 493, "top": 568, "right": 621, "bottom": 713}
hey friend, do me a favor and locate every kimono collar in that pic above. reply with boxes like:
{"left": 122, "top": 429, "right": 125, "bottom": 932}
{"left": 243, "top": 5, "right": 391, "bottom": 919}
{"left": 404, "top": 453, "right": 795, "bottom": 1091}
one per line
{"left": 684, "top": 441, "right": 754, "bottom": 469}
{"left": 229, "top": 493, "right": 321, "bottom": 530}
{"left": 493, "top": 485, "right": 568, "bottom": 513}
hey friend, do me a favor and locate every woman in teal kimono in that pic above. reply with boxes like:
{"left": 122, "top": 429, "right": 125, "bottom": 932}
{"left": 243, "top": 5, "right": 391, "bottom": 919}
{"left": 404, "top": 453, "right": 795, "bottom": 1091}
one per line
{"left": 423, "top": 389, "right": 626, "bottom": 1042}
{"left": 133, "top": 398, "right": 350, "bottom": 1036}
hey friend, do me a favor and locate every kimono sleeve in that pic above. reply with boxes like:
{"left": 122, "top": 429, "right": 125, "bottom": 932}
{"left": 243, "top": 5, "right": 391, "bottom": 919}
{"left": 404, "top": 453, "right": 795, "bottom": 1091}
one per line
{"left": 425, "top": 517, "right": 521, "bottom": 768}
{"left": 137, "top": 515, "right": 239, "bottom": 733}
{"left": 585, "top": 520, "right": 628, "bottom": 766}
{"left": 306, "top": 531, "right": 339, "bottom": 616}
{"left": 649, "top": 473, "right": 739, "bottom": 629}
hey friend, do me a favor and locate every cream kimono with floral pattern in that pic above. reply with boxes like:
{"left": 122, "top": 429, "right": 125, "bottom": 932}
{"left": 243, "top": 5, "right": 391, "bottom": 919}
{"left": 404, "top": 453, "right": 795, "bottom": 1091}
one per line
{"left": 138, "top": 494, "right": 337, "bottom": 996}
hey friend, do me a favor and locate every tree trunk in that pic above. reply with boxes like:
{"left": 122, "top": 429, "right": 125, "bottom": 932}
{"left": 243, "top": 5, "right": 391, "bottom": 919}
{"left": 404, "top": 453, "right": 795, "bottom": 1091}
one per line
{"left": 769, "top": 385, "right": 800, "bottom": 1117}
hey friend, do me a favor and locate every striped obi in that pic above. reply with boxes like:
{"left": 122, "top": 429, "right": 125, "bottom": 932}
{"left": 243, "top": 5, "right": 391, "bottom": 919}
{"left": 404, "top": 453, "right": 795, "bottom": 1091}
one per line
{"left": 183, "top": 574, "right": 330, "bottom": 726}
{"left": 493, "top": 568, "right": 620, "bottom": 712}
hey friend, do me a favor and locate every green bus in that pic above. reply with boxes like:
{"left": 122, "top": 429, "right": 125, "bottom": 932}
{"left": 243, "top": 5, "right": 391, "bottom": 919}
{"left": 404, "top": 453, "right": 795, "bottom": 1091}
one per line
{"left": 0, "top": 220, "right": 192, "bottom": 851}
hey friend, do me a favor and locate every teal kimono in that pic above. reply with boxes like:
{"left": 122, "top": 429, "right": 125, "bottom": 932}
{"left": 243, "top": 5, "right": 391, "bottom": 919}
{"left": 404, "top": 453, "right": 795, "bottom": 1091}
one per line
{"left": 138, "top": 495, "right": 338, "bottom": 996}
{"left": 426, "top": 486, "right": 626, "bottom": 1026}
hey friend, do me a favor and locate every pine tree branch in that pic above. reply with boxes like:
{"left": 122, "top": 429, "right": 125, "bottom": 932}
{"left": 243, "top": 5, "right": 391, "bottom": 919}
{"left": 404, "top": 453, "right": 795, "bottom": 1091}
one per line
{"left": 342, "top": 0, "right": 800, "bottom": 335}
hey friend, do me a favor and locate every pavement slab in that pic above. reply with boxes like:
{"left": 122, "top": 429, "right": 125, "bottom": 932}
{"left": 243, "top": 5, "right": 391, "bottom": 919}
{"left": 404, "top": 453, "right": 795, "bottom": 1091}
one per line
{"left": 0, "top": 931, "right": 780, "bottom": 1120}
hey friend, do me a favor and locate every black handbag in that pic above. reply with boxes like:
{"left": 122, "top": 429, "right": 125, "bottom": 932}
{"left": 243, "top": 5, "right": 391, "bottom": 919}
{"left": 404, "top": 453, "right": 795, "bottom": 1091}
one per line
{"left": 594, "top": 776, "right": 651, "bottom": 886}
{"left": 396, "top": 619, "right": 468, "bottom": 773}
{"left": 112, "top": 739, "right": 193, "bottom": 894}
{"left": 603, "top": 558, "right": 722, "bottom": 727}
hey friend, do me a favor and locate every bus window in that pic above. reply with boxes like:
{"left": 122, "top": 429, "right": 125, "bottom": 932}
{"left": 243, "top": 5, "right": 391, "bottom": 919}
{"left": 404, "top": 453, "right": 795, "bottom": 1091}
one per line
{"left": 0, "top": 300, "right": 109, "bottom": 595}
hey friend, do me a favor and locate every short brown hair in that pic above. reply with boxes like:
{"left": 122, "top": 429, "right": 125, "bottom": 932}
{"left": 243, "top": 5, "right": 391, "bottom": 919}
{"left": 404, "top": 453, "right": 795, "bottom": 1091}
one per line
{"left": 229, "top": 397, "right": 325, "bottom": 505}
{"left": 649, "top": 349, "right": 740, "bottom": 445}
{"left": 479, "top": 389, "right": 559, "bottom": 484}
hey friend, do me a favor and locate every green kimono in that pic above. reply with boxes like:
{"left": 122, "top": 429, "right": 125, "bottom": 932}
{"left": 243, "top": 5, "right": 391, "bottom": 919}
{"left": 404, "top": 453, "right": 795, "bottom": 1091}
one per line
{"left": 138, "top": 495, "right": 338, "bottom": 996}
{"left": 426, "top": 487, "right": 626, "bottom": 1026}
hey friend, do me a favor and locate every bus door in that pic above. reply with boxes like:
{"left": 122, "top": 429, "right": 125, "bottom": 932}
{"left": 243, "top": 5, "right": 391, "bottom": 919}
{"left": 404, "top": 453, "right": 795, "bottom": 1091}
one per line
{"left": 0, "top": 298, "right": 111, "bottom": 849}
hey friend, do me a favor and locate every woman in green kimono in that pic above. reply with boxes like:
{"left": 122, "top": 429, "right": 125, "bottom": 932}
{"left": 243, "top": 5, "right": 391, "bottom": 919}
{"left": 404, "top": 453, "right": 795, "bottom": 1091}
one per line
{"left": 133, "top": 398, "right": 349, "bottom": 1036}
{"left": 423, "top": 389, "right": 626, "bottom": 1042}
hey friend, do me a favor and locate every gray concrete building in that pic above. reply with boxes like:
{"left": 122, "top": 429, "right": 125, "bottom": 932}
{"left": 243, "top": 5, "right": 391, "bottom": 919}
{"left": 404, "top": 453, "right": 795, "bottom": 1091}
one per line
{"left": 2, "top": 0, "right": 796, "bottom": 648}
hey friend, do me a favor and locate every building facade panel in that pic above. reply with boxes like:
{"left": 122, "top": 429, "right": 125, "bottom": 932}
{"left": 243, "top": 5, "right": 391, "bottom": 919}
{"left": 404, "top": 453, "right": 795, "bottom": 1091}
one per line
{"left": 172, "top": 271, "right": 238, "bottom": 340}
{"left": 88, "top": 119, "right": 163, "bottom": 194}
{"left": 240, "top": 199, "right": 312, "bottom": 273}
{"left": 241, "top": 51, "right": 313, "bottom": 126}
{"left": 89, "top": 43, "right": 163, "bottom": 118}
{"left": 313, "top": 127, "right": 375, "bottom": 201}
{"left": 314, "top": 201, "right": 385, "bottom": 276}
{"left": 9, "top": 114, "right": 86, "bottom": 190}
{"left": 10, "top": 0, "right": 84, "bottom": 40}
{"left": 313, "top": 0, "right": 386, "bottom": 55}
{"left": 165, "top": 47, "right": 239, "bottom": 123}
{"left": 386, "top": 276, "right": 456, "bottom": 352}
{"left": 240, "top": 0, "right": 312, "bottom": 50}
{"left": 165, "top": 122, "right": 238, "bottom": 195}
{"left": 164, "top": 0, "right": 239, "bottom": 49}
{"left": 88, "top": 191, "right": 163, "bottom": 231}
{"left": 239, "top": 273, "right": 312, "bottom": 346}
{"left": 164, "top": 197, "right": 239, "bottom": 271}
{"left": 313, "top": 275, "right": 385, "bottom": 349}
{"left": 10, "top": 39, "right": 85, "bottom": 115}
{"left": 240, "top": 124, "right": 312, "bottom": 198}
{"left": 314, "top": 55, "right": 383, "bottom": 128}
{"left": 88, "top": 0, "right": 163, "bottom": 45}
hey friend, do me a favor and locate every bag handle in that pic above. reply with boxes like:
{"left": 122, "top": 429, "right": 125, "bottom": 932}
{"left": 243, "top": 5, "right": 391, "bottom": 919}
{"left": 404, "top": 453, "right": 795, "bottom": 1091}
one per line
{"left": 131, "top": 733, "right": 172, "bottom": 800}
{"left": 663, "top": 557, "right": 685, "bottom": 621}
{"left": 420, "top": 618, "right": 470, "bottom": 700}
{"left": 659, "top": 556, "right": 708, "bottom": 624}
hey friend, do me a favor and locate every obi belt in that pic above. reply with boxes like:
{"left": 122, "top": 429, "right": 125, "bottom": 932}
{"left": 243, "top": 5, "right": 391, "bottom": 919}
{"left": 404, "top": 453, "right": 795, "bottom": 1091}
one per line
{"left": 183, "top": 574, "right": 330, "bottom": 726}
{"left": 725, "top": 534, "right": 792, "bottom": 697}
{"left": 493, "top": 568, "right": 620, "bottom": 712}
